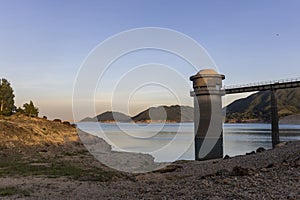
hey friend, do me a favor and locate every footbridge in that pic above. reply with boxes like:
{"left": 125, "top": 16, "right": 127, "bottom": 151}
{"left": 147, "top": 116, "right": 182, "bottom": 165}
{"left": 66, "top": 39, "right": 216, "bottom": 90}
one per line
{"left": 224, "top": 77, "right": 300, "bottom": 147}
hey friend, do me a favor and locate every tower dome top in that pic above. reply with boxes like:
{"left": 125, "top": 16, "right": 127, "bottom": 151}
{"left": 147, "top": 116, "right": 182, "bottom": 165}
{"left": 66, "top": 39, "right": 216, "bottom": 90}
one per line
{"left": 197, "top": 69, "right": 218, "bottom": 75}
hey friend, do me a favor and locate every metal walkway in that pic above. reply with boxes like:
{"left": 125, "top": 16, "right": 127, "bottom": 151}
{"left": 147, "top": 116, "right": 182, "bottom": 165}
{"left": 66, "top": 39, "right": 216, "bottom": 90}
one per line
{"left": 224, "top": 77, "right": 300, "bottom": 94}
{"left": 223, "top": 77, "right": 300, "bottom": 148}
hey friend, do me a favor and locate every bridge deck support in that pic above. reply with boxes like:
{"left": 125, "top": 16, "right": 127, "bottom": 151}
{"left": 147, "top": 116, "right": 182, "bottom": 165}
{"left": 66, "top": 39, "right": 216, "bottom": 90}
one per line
{"left": 271, "top": 89, "right": 280, "bottom": 147}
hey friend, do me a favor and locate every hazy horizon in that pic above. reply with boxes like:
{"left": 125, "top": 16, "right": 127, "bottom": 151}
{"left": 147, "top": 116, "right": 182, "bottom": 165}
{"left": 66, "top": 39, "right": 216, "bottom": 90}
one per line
{"left": 1, "top": 1, "right": 299, "bottom": 121}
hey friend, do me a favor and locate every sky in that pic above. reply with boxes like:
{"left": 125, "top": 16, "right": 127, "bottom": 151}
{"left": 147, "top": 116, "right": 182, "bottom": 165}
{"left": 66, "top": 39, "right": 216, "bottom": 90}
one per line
{"left": 0, "top": 0, "right": 300, "bottom": 121}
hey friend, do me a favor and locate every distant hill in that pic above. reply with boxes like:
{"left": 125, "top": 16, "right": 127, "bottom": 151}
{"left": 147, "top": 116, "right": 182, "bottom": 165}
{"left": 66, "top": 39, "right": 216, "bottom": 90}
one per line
{"left": 132, "top": 105, "right": 194, "bottom": 122}
{"left": 225, "top": 88, "right": 300, "bottom": 123}
{"left": 80, "top": 117, "right": 97, "bottom": 122}
{"left": 81, "top": 105, "right": 194, "bottom": 123}
{"left": 96, "top": 111, "right": 132, "bottom": 122}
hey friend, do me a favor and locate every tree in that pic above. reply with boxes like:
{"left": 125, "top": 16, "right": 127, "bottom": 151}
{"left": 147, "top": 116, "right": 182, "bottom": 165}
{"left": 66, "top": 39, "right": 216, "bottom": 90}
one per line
{"left": 16, "top": 107, "right": 24, "bottom": 114}
{"left": 0, "top": 79, "right": 15, "bottom": 116}
{"left": 23, "top": 101, "right": 39, "bottom": 117}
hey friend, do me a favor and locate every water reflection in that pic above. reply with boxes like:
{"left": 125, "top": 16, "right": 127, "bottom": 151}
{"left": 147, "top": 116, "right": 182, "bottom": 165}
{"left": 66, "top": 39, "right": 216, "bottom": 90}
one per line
{"left": 78, "top": 122, "right": 300, "bottom": 162}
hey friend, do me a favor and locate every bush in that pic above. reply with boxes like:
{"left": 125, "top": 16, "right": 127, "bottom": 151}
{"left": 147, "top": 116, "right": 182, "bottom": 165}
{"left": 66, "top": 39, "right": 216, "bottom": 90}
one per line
{"left": 23, "top": 101, "right": 39, "bottom": 117}
{"left": 53, "top": 119, "right": 62, "bottom": 123}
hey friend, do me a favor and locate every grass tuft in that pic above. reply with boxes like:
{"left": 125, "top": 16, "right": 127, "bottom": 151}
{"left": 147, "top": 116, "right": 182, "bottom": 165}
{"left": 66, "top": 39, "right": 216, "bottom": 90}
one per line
{"left": 0, "top": 187, "right": 31, "bottom": 197}
{"left": 0, "top": 158, "right": 122, "bottom": 182}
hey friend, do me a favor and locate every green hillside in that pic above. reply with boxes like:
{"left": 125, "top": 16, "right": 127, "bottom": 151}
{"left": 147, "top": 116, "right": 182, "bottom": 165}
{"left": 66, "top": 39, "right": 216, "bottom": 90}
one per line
{"left": 225, "top": 88, "right": 300, "bottom": 123}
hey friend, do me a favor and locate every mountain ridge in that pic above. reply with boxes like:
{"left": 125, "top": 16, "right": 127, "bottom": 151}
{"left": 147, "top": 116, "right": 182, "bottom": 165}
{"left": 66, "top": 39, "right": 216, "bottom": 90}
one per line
{"left": 81, "top": 88, "right": 300, "bottom": 124}
{"left": 225, "top": 88, "right": 300, "bottom": 123}
{"left": 82, "top": 105, "right": 194, "bottom": 123}
{"left": 132, "top": 105, "right": 194, "bottom": 122}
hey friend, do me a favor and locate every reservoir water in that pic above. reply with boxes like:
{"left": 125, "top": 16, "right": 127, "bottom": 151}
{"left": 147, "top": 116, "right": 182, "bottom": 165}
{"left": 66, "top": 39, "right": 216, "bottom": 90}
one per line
{"left": 77, "top": 122, "right": 300, "bottom": 162}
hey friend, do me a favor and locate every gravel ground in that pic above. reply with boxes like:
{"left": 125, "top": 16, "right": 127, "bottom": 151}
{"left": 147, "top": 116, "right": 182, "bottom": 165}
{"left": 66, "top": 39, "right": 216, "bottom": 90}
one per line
{"left": 0, "top": 141, "right": 299, "bottom": 200}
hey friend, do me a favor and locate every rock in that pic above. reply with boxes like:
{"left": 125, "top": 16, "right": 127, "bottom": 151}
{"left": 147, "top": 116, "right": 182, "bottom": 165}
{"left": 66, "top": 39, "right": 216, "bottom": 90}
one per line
{"left": 30, "top": 163, "right": 51, "bottom": 167}
{"left": 221, "top": 178, "right": 231, "bottom": 185}
{"left": 153, "top": 164, "right": 183, "bottom": 173}
{"left": 216, "top": 169, "right": 229, "bottom": 176}
{"left": 287, "top": 192, "right": 296, "bottom": 199}
{"left": 256, "top": 147, "right": 266, "bottom": 153}
{"left": 260, "top": 168, "right": 268, "bottom": 172}
{"left": 275, "top": 142, "right": 287, "bottom": 148}
{"left": 201, "top": 179, "right": 211, "bottom": 187}
{"left": 223, "top": 155, "right": 230, "bottom": 160}
{"left": 246, "top": 151, "right": 256, "bottom": 155}
{"left": 231, "top": 166, "right": 251, "bottom": 176}
{"left": 266, "top": 163, "right": 274, "bottom": 168}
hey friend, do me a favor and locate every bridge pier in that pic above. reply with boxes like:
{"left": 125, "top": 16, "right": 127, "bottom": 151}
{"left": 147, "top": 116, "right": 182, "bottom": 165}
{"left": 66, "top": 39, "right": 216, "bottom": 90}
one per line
{"left": 225, "top": 77, "right": 300, "bottom": 149}
{"left": 270, "top": 89, "right": 280, "bottom": 147}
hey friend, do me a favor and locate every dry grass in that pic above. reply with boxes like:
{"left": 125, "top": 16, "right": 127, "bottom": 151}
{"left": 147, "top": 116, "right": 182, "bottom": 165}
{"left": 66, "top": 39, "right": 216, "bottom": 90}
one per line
{"left": 0, "top": 114, "right": 128, "bottom": 182}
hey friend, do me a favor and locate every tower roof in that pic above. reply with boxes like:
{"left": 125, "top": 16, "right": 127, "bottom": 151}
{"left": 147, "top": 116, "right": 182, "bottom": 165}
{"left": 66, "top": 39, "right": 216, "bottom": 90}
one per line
{"left": 197, "top": 69, "right": 218, "bottom": 75}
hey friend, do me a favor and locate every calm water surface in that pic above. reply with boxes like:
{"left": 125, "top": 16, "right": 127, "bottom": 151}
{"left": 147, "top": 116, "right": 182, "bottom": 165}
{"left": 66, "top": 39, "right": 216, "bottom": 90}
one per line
{"left": 78, "top": 122, "right": 300, "bottom": 162}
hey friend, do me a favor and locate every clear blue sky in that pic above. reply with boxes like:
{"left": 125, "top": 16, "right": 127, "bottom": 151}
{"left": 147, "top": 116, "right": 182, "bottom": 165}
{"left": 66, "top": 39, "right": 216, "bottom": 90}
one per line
{"left": 1, "top": 0, "right": 300, "bottom": 120}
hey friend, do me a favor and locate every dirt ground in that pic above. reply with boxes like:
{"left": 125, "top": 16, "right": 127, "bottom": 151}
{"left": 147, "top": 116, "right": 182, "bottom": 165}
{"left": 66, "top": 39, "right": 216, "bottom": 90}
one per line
{"left": 0, "top": 115, "right": 299, "bottom": 199}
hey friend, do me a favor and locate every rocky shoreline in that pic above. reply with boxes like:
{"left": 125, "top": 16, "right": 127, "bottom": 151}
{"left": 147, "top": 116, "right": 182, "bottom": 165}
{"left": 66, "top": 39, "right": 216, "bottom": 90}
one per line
{"left": 0, "top": 141, "right": 299, "bottom": 199}
{"left": 0, "top": 115, "right": 299, "bottom": 199}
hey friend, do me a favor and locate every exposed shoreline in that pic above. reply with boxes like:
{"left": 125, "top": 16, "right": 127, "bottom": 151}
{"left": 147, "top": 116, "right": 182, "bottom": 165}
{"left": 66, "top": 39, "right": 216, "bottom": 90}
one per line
{"left": 0, "top": 115, "right": 299, "bottom": 199}
{"left": 0, "top": 140, "right": 299, "bottom": 199}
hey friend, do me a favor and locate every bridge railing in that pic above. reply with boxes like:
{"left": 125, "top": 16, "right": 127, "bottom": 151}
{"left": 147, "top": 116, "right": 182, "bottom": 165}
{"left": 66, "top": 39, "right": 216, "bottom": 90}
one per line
{"left": 224, "top": 77, "right": 300, "bottom": 90}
